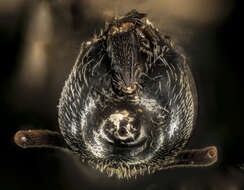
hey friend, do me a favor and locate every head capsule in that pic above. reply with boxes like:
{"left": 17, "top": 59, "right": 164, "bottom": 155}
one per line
{"left": 14, "top": 10, "right": 218, "bottom": 180}
{"left": 57, "top": 10, "right": 204, "bottom": 178}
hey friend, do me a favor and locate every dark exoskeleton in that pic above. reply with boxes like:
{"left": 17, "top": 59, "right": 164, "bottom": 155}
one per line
{"left": 14, "top": 10, "right": 217, "bottom": 179}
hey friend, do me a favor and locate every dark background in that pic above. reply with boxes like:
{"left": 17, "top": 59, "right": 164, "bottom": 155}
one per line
{"left": 0, "top": 0, "right": 243, "bottom": 189}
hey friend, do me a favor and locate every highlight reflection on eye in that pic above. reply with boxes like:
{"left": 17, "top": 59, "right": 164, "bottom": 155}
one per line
{"left": 14, "top": 10, "right": 218, "bottom": 179}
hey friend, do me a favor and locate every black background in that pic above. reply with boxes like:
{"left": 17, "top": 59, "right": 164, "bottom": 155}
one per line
{"left": 0, "top": 0, "right": 243, "bottom": 189}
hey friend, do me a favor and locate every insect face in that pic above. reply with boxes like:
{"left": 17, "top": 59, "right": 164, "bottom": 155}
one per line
{"left": 14, "top": 10, "right": 218, "bottom": 179}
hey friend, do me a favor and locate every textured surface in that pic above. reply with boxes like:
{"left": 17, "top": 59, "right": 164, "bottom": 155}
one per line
{"left": 58, "top": 10, "right": 198, "bottom": 178}
{"left": 2, "top": 0, "right": 243, "bottom": 189}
